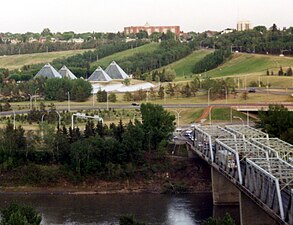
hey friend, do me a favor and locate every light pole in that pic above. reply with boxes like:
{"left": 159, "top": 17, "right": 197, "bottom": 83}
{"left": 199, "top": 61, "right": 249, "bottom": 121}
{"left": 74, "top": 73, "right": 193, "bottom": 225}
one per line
{"left": 34, "top": 88, "right": 39, "bottom": 105}
{"left": 247, "top": 111, "right": 249, "bottom": 125}
{"left": 28, "top": 94, "right": 32, "bottom": 110}
{"left": 12, "top": 109, "right": 16, "bottom": 130}
{"left": 67, "top": 92, "right": 70, "bottom": 111}
{"left": 106, "top": 92, "right": 109, "bottom": 111}
{"left": 224, "top": 86, "right": 228, "bottom": 104}
{"left": 92, "top": 92, "right": 95, "bottom": 107}
{"left": 233, "top": 116, "right": 244, "bottom": 125}
{"left": 208, "top": 87, "right": 212, "bottom": 106}
{"left": 172, "top": 110, "right": 183, "bottom": 128}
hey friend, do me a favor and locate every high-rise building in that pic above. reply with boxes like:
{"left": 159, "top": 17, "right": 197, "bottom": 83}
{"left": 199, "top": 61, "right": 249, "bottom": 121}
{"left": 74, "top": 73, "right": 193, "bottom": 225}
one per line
{"left": 237, "top": 21, "right": 251, "bottom": 31}
{"left": 124, "top": 23, "right": 180, "bottom": 36}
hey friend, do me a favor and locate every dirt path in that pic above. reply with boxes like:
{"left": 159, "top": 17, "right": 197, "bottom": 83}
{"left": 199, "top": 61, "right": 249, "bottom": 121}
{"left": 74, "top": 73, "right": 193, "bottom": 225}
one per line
{"left": 195, "top": 106, "right": 213, "bottom": 123}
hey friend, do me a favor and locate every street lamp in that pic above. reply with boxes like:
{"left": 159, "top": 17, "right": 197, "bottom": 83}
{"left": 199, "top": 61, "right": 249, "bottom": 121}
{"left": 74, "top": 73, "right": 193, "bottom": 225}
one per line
{"left": 224, "top": 86, "right": 228, "bottom": 104}
{"left": 12, "top": 109, "right": 16, "bottom": 130}
{"left": 172, "top": 110, "right": 183, "bottom": 128}
{"left": 28, "top": 94, "right": 32, "bottom": 110}
{"left": 106, "top": 91, "right": 109, "bottom": 111}
{"left": 67, "top": 92, "right": 70, "bottom": 111}
{"left": 207, "top": 87, "right": 213, "bottom": 106}
{"left": 92, "top": 92, "right": 95, "bottom": 107}
{"left": 233, "top": 116, "right": 244, "bottom": 125}
{"left": 34, "top": 88, "right": 39, "bottom": 107}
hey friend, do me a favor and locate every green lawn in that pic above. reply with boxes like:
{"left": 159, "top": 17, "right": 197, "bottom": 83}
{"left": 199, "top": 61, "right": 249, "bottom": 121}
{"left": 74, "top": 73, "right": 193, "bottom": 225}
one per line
{"left": 90, "top": 43, "right": 159, "bottom": 70}
{"left": 206, "top": 53, "right": 293, "bottom": 78}
{"left": 211, "top": 107, "right": 250, "bottom": 121}
{"left": 0, "top": 49, "right": 94, "bottom": 70}
{"left": 148, "top": 49, "right": 212, "bottom": 81}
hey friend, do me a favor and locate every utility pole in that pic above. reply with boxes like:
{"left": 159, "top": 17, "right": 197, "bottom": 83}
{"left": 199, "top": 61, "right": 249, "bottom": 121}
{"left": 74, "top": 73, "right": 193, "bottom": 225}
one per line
{"left": 67, "top": 92, "right": 70, "bottom": 111}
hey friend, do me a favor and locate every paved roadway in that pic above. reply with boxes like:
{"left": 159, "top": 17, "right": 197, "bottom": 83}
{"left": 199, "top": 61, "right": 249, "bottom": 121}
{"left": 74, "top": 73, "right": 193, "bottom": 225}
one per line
{"left": 1, "top": 102, "right": 293, "bottom": 116}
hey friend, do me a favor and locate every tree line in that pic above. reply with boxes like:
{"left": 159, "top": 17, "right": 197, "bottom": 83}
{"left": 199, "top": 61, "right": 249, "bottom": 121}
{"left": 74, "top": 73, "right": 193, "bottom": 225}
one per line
{"left": 0, "top": 103, "right": 175, "bottom": 182}
{"left": 193, "top": 49, "right": 231, "bottom": 74}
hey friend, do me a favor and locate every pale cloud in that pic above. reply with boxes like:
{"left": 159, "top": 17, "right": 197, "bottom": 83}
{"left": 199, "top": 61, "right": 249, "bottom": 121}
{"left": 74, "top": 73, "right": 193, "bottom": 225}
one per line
{"left": 1, "top": 0, "right": 292, "bottom": 33}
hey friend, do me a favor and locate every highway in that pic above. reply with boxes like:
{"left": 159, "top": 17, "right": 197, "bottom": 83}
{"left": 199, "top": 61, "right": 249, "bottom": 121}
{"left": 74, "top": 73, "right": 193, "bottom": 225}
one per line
{"left": 1, "top": 102, "right": 293, "bottom": 116}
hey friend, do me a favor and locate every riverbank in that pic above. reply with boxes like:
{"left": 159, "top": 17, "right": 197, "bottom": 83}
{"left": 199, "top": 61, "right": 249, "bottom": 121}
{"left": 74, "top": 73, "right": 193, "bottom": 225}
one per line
{"left": 0, "top": 158, "right": 212, "bottom": 195}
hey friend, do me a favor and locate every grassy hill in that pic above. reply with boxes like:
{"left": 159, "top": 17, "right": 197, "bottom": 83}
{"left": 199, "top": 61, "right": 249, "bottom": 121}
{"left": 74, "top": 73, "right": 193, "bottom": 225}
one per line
{"left": 203, "top": 53, "right": 293, "bottom": 88}
{"left": 0, "top": 49, "right": 94, "bottom": 70}
{"left": 207, "top": 53, "right": 293, "bottom": 77}
{"left": 147, "top": 49, "right": 212, "bottom": 81}
{"left": 90, "top": 43, "right": 159, "bottom": 70}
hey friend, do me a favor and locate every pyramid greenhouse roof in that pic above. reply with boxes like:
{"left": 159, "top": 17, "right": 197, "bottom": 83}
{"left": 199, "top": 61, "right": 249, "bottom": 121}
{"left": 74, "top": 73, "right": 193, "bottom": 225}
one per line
{"left": 58, "top": 65, "right": 77, "bottom": 79}
{"left": 105, "top": 61, "right": 129, "bottom": 80}
{"left": 88, "top": 67, "right": 112, "bottom": 82}
{"left": 34, "top": 64, "right": 62, "bottom": 79}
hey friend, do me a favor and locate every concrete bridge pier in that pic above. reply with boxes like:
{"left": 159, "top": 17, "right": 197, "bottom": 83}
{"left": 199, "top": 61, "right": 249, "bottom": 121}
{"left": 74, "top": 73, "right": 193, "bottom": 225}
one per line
{"left": 211, "top": 168, "right": 239, "bottom": 205}
{"left": 239, "top": 192, "right": 278, "bottom": 225}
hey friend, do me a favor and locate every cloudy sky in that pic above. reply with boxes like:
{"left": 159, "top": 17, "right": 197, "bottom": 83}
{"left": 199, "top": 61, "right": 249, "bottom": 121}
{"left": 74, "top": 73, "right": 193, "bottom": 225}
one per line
{"left": 1, "top": 0, "right": 292, "bottom": 33}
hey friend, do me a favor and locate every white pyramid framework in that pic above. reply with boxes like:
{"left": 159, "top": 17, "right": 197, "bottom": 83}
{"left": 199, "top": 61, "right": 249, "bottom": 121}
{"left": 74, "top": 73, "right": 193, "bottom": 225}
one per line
{"left": 58, "top": 65, "right": 77, "bottom": 79}
{"left": 105, "top": 61, "right": 129, "bottom": 80}
{"left": 88, "top": 67, "right": 112, "bottom": 82}
{"left": 34, "top": 63, "right": 62, "bottom": 79}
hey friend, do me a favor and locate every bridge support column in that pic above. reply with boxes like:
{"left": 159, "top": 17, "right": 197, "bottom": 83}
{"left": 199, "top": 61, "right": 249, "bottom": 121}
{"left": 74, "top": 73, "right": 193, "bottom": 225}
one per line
{"left": 211, "top": 168, "right": 239, "bottom": 205}
{"left": 239, "top": 192, "right": 278, "bottom": 225}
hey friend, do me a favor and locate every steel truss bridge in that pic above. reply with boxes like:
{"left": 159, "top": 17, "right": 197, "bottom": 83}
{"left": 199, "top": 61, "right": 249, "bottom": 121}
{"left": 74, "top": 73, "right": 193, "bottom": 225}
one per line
{"left": 187, "top": 125, "right": 293, "bottom": 225}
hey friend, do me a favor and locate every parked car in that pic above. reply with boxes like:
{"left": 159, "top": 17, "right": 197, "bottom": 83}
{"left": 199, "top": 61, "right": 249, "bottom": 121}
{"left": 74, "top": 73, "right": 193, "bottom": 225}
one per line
{"left": 131, "top": 102, "right": 139, "bottom": 106}
{"left": 248, "top": 88, "right": 256, "bottom": 93}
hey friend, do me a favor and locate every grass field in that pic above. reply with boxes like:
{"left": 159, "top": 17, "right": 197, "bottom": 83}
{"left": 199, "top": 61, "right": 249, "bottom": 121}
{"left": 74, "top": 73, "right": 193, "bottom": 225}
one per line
{"left": 0, "top": 49, "right": 94, "bottom": 70}
{"left": 207, "top": 53, "right": 293, "bottom": 78}
{"left": 90, "top": 43, "right": 159, "bottom": 70}
{"left": 154, "top": 49, "right": 213, "bottom": 81}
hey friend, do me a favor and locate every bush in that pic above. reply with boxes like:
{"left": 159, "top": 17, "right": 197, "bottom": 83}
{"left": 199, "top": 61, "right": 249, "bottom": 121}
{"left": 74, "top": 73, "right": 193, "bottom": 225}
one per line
{"left": 0, "top": 202, "right": 42, "bottom": 225}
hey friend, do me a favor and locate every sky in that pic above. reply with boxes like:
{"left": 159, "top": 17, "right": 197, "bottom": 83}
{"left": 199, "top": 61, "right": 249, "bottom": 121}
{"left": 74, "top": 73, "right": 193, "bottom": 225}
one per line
{"left": 1, "top": 0, "right": 293, "bottom": 33}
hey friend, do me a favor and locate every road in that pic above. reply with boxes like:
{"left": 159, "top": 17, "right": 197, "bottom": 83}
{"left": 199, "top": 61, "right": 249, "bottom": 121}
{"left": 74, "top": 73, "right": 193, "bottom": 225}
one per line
{"left": 1, "top": 102, "right": 293, "bottom": 116}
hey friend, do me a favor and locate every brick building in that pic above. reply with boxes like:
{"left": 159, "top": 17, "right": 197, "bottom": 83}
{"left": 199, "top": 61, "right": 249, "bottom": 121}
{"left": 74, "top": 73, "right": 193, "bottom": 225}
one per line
{"left": 124, "top": 23, "right": 180, "bottom": 36}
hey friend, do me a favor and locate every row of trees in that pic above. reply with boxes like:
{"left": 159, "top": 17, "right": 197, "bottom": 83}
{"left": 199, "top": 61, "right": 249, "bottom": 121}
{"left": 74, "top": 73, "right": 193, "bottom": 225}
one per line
{"left": 257, "top": 105, "right": 293, "bottom": 144}
{"left": 15, "top": 40, "right": 146, "bottom": 78}
{"left": 193, "top": 49, "right": 232, "bottom": 74}
{"left": 114, "top": 39, "right": 193, "bottom": 78}
{"left": 202, "top": 24, "right": 293, "bottom": 55}
{"left": 0, "top": 77, "right": 92, "bottom": 102}
{"left": 0, "top": 103, "right": 175, "bottom": 179}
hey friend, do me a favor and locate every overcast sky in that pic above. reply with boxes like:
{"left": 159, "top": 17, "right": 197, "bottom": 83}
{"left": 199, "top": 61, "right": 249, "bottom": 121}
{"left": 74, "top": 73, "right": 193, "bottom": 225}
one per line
{"left": 1, "top": 0, "right": 292, "bottom": 33}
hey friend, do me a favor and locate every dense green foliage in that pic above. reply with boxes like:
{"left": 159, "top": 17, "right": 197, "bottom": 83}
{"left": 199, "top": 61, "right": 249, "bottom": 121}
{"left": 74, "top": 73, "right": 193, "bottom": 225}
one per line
{"left": 257, "top": 105, "right": 293, "bottom": 144}
{"left": 44, "top": 78, "right": 92, "bottom": 101}
{"left": 201, "top": 25, "right": 293, "bottom": 55}
{"left": 202, "top": 213, "right": 235, "bottom": 225}
{"left": 0, "top": 104, "right": 175, "bottom": 181}
{"left": 193, "top": 49, "right": 231, "bottom": 74}
{"left": 16, "top": 40, "right": 146, "bottom": 78}
{"left": 118, "top": 39, "right": 193, "bottom": 77}
{"left": 0, "top": 203, "right": 41, "bottom": 225}
{"left": 119, "top": 215, "right": 145, "bottom": 225}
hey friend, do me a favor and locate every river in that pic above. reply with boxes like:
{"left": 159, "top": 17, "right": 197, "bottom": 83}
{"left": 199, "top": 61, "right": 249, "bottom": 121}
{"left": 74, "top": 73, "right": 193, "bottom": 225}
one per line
{"left": 0, "top": 193, "right": 240, "bottom": 225}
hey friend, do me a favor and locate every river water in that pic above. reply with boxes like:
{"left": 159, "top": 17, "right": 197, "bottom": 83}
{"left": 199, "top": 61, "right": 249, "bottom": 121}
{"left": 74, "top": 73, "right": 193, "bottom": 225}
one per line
{"left": 0, "top": 193, "right": 239, "bottom": 225}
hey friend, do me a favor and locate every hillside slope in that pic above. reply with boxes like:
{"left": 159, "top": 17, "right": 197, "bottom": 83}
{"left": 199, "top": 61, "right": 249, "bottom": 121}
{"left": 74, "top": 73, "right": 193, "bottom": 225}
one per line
{"left": 90, "top": 43, "right": 159, "bottom": 70}
{"left": 207, "top": 53, "right": 293, "bottom": 77}
{"left": 0, "top": 49, "right": 94, "bottom": 70}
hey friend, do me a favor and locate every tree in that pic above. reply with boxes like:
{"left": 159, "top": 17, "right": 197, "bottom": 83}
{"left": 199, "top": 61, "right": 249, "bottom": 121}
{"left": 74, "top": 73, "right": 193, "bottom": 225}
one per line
{"left": 70, "top": 79, "right": 92, "bottom": 101}
{"left": 119, "top": 215, "right": 145, "bottom": 225}
{"left": 164, "top": 68, "right": 176, "bottom": 82}
{"left": 180, "top": 83, "right": 192, "bottom": 97}
{"left": 123, "top": 92, "right": 133, "bottom": 101}
{"left": 278, "top": 67, "right": 284, "bottom": 76}
{"left": 0, "top": 202, "right": 42, "bottom": 225}
{"left": 165, "top": 83, "right": 175, "bottom": 97}
{"left": 140, "top": 103, "right": 175, "bottom": 151}
{"left": 108, "top": 93, "right": 117, "bottom": 102}
{"left": 286, "top": 67, "right": 293, "bottom": 76}
{"left": 123, "top": 78, "right": 131, "bottom": 86}
{"left": 158, "top": 85, "right": 165, "bottom": 99}
{"left": 257, "top": 104, "right": 293, "bottom": 143}
{"left": 97, "top": 90, "right": 107, "bottom": 102}
{"left": 202, "top": 213, "right": 235, "bottom": 225}
{"left": 41, "top": 28, "right": 52, "bottom": 37}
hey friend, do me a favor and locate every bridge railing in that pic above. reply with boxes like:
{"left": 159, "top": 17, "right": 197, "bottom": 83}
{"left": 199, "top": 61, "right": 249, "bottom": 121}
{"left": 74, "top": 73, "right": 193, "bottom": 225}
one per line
{"left": 246, "top": 158, "right": 293, "bottom": 222}
{"left": 250, "top": 138, "right": 293, "bottom": 163}
{"left": 215, "top": 139, "right": 269, "bottom": 185}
